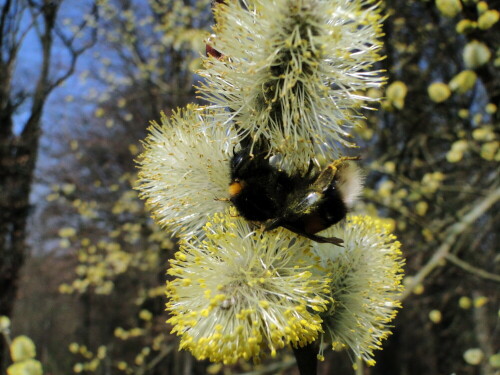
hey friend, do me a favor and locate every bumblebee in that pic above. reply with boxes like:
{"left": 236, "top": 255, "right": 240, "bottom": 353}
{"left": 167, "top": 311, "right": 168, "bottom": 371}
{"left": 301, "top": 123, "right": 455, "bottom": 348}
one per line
{"left": 228, "top": 148, "right": 363, "bottom": 245}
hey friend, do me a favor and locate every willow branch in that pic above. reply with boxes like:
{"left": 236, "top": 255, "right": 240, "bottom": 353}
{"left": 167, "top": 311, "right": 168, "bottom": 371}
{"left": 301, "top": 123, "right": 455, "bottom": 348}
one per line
{"left": 401, "top": 186, "right": 500, "bottom": 301}
{"left": 136, "top": 344, "right": 174, "bottom": 375}
{"left": 445, "top": 253, "right": 500, "bottom": 283}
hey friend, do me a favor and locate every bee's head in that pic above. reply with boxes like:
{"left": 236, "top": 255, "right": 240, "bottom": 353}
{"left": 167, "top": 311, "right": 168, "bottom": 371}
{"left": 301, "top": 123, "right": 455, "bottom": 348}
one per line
{"left": 229, "top": 148, "right": 255, "bottom": 198}
{"left": 230, "top": 149, "right": 249, "bottom": 177}
{"left": 230, "top": 147, "right": 271, "bottom": 179}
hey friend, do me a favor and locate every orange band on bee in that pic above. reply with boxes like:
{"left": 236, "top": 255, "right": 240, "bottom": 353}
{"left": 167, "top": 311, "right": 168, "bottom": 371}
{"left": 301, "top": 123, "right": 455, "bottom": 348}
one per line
{"left": 228, "top": 181, "right": 245, "bottom": 197}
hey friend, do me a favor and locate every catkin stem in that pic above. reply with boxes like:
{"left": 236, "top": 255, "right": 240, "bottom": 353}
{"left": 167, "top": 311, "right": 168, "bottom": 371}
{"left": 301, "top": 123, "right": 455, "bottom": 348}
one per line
{"left": 293, "top": 343, "right": 318, "bottom": 375}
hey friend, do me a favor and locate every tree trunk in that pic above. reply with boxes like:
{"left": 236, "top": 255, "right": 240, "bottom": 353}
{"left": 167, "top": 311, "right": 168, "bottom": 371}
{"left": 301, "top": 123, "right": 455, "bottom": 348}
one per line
{"left": 0, "top": 1, "right": 58, "bottom": 368}
{"left": 0, "top": 132, "right": 39, "bottom": 368}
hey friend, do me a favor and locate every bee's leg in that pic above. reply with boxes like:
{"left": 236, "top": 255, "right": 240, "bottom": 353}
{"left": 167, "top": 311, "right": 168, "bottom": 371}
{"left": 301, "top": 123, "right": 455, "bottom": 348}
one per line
{"left": 264, "top": 220, "right": 344, "bottom": 246}
{"left": 335, "top": 155, "right": 362, "bottom": 168}
{"left": 279, "top": 224, "right": 344, "bottom": 246}
{"left": 297, "top": 232, "right": 344, "bottom": 246}
{"left": 214, "top": 197, "right": 230, "bottom": 202}
{"left": 263, "top": 218, "right": 285, "bottom": 232}
{"left": 304, "top": 159, "right": 316, "bottom": 178}
{"left": 308, "top": 233, "right": 344, "bottom": 246}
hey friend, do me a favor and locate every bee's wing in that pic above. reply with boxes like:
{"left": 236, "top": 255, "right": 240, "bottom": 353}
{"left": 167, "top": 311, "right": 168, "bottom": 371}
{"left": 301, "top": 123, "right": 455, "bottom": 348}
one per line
{"left": 310, "top": 157, "right": 361, "bottom": 192}
{"left": 310, "top": 164, "right": 336, "bottom": 192}
{"left": 293, "top": 191, "right": 322, "bottom": 212}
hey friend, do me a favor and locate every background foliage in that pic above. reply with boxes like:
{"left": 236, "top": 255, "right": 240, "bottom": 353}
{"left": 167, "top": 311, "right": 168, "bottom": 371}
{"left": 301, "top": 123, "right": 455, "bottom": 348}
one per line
{"left": 1, "top": 0, "right": 498, "bottom": 374}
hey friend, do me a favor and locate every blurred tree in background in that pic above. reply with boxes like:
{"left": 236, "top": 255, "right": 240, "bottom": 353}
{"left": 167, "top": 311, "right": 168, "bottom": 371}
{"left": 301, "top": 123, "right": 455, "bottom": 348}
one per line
{"left": 0, "top": 0, "right": 97, "bottom": 367}
{"left": 1, "top": 0, "right": 499, "bottom": 374}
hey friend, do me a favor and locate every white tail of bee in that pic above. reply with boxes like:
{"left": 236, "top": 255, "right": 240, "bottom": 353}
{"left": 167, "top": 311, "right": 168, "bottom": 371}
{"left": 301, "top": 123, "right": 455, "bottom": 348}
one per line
{"left": 337, "top": 162, "right": 365, "bottom": 208}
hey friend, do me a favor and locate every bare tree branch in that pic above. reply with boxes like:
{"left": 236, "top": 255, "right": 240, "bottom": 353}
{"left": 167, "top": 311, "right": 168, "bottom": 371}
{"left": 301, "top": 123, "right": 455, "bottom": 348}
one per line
{"left": 401, "top": 186, "right": 500, "bottom": 301}
{"left": 445, "top": 253, "right": 500, "bottom": 283}
{"left": 49, "top": 3, "right": 99, "bottom": 91}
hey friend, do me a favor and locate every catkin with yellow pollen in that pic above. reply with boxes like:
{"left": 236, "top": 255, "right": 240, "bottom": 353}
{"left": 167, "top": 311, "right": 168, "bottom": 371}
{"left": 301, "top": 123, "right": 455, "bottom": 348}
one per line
{"left": 136, "top": 104, "right": 235, "bottom": 238}
{"left": 166, "top": 212, "right": 331, "bottom": 364}
{"left": 312, "top": 215, "right": 405, "bottom": 365}
{"left": 198, "top": 0, "right": 386, "bottom": 170}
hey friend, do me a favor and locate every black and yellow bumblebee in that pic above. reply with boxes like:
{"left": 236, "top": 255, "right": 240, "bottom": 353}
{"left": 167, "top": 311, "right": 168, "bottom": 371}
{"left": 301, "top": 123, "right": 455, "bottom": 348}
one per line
{"left": 228, "top": 147, "right": 363, "bottom": 246}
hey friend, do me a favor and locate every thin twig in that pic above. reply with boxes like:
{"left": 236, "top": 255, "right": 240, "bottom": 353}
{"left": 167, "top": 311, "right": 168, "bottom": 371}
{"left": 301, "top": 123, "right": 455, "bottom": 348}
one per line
{"left": 401, "top": 186, "right": 500, "bottom": 301}
{"left": 445, "top": 253, "right": 500, "bottom": 283}
{"left": 142, "top": 344, "right": 174, "bottom": 374}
